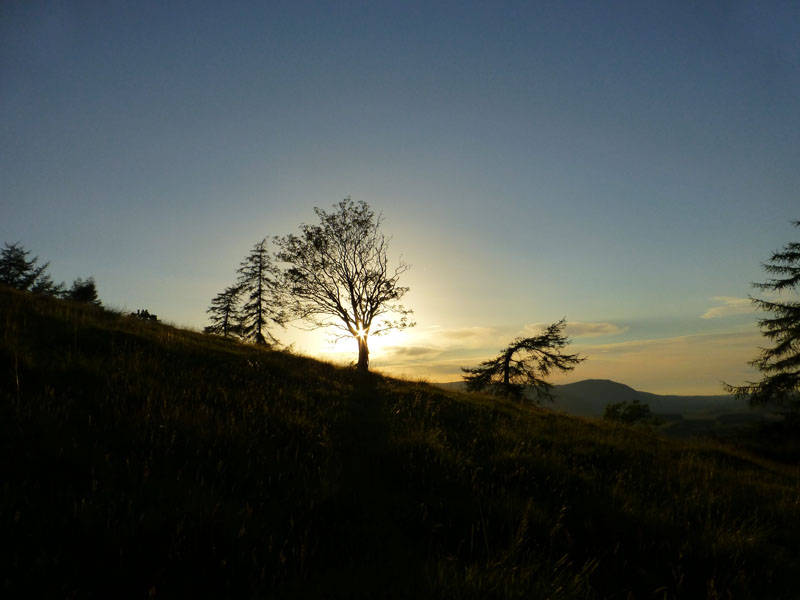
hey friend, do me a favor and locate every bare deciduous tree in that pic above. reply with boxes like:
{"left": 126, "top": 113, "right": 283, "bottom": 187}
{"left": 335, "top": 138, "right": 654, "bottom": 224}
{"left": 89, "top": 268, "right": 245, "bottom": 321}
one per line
{"left": 275, "top": 198, "right": 413, "bottom": 372}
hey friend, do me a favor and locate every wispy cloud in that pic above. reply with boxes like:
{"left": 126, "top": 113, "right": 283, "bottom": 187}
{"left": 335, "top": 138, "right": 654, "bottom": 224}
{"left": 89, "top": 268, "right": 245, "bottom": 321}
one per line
{"left": 568, "top": 321, "right": 629, "bottom": 337}
{"left": 438, "top": 326, "right": 497, "bottom": 344}
{"left": 379, "top": 345, "right": 442, "bottom": 359}
{"left": 523, "top": 321, "right": 628, "bottom": 338}
{"left": 701, "top": 297, "right": 754, "bottom": 319}
{"left": 579, "top": 329, "right": 759, "bottom": 355}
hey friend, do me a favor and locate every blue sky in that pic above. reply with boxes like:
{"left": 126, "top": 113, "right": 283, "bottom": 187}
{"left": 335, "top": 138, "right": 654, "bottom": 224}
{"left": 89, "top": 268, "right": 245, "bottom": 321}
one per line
{"left": 2, "top": 1, "right": 798, "bottom": 393}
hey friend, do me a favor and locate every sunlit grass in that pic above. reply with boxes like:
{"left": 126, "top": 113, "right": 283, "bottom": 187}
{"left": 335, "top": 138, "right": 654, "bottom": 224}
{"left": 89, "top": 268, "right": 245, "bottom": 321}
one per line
{"left": 2, "top": 285, "right": 800, "bottom": 598}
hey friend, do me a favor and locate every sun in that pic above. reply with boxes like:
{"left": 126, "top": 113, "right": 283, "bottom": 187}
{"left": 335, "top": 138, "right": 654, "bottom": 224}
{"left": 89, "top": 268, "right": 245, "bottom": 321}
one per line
{"left": 291, "top": 323, "right": 415, "bottom": 365}
{"left": 366, "top": 327, "right": 411, "bottom": 355}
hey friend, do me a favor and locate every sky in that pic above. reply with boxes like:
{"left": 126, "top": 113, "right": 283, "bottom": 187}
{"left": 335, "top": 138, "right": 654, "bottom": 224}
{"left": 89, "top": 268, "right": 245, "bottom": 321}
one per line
{"left": 2, "top": 1, "right": 799, "bottom": 394}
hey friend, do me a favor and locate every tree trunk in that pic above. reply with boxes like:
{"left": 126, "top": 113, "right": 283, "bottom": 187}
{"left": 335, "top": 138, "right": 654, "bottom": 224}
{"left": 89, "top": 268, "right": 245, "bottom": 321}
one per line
{"left": 357, "top": 336, "right": 370, "bottom": 372}
{"left": 502, "top": 350, "right": 511, "bottom": 387}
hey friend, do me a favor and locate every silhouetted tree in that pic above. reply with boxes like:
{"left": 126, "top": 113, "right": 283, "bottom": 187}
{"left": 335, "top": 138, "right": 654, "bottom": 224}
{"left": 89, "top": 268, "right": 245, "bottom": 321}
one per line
{"left": 0, "top": 242, "right": 57, "bottom": 292}
{"left": 725, "top": 221, "right": 800, "bottom": 407}
{"left": 462, "top": 319, "right": 584, "bottom": 401}
{"left": 205, "top": 284, "right": 243, "bottom": 338}
{"left": 237, "top": 239, "right": 282, "bottom": 346}
{"left": 65, "top": 277, "right": 101, "bottom": 305}
{"left": 31, "top": 272, "right": 65, "bottom": 297}
{"left": 275, "top": 198, "right": 413, "bottom": 372}
{"left": 603, "top": 399, "right": 654, "bottom": 424}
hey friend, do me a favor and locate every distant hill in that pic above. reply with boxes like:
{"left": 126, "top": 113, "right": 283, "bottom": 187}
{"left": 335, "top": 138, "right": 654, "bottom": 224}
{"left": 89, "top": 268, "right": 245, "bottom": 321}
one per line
{"left": 436, "top": 378, "right": 745, "bottom": 418}
{"left": 550, "top": 379, "right": 743, "bottom": 417}
{"left": 436, "top": 378, "right": 782, "bottom": 439}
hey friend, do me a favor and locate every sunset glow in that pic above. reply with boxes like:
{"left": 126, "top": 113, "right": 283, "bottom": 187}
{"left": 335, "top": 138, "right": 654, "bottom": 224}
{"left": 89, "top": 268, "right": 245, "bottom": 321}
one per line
{"left": 2, "top": 2, "right": 797, "bottom": 395}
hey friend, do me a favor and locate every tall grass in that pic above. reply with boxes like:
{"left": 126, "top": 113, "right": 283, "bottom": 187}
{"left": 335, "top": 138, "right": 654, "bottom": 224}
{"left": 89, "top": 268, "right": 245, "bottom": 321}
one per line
{"left": 1, "top": 285, "right": 799, "bottom": 598}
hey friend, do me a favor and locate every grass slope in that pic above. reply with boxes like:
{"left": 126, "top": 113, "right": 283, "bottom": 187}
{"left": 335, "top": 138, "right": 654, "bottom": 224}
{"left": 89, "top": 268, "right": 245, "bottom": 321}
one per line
{"left": 2, "top": 286, "right": 800, "bottom": 599}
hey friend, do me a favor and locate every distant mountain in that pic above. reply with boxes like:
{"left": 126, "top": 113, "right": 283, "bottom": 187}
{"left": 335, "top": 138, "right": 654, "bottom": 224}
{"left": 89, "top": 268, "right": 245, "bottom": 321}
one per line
{"left": 551, "top": 379, "right": 743, "bottom": 417}
{"left": 435, "top": 378, "right": 744, "bottom": 418}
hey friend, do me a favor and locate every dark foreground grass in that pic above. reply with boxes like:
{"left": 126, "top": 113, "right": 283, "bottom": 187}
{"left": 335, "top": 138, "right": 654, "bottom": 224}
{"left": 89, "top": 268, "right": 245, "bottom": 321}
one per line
{"left": 2, "top": 286, "right": 799, "bottom": 599}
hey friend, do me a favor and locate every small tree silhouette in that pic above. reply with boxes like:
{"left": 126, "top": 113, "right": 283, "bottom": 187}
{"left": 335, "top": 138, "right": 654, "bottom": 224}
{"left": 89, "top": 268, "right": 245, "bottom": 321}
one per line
{"left": 31, "top": 272, "right": 65, "bottom": 296}
{"left": 462, "top": 319, "right": 584, "bottom": 401}
{"left": 603, "top": 399, "right": 653, "bottom": 424}
{"left": 65, "top": 277, "right": 101, "bottom": 305}
{"left": 205, "top": 284, "right": 243, "bottom": 338}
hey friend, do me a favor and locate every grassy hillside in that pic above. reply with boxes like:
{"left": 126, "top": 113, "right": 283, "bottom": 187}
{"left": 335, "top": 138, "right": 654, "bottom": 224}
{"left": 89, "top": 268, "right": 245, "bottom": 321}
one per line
{"left": 2, "top": 286, "right": 800, "bottom": 599}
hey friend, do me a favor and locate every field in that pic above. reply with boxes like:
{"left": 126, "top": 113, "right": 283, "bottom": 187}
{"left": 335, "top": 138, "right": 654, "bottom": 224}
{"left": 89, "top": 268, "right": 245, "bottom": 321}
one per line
{"left": 2, "top": 286, "right": 799, "bottom": 599}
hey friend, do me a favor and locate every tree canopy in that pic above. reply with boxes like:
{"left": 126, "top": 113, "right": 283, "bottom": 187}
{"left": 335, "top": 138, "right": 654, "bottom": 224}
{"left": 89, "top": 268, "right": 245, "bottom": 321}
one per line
{"left": 726, "top": 220, "right": 800, "bottom": 407}
{"left": 275, "top": 198, "right": 413, "bottom": 372}
{"left": 462, "top": 319, "right": 585, "bottom": 401}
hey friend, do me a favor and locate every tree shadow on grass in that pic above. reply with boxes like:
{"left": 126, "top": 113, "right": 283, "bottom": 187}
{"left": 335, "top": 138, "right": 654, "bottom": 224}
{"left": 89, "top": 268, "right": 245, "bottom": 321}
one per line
{"left": 293, "top": 372, "right": 429, "bottom": 598}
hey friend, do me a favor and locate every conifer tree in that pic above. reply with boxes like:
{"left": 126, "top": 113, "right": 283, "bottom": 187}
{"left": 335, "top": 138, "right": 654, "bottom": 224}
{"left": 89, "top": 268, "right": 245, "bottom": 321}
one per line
{"left": 462, "top": 319, "right": 584, "bottom": 401}
{"left": 205, "top": 284, "right": 243, "bottom": 338}
{"left": 236, "top": 239, "right": 283, "bottom": 345}
{"left": 0, "top": 242, "right": 53, "bottom": 292}
{"left": 31, "top": 272, "right": 65, "bottom": 297}
{"left": 726, "top": 221, "right": 800, "bottom": 406}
